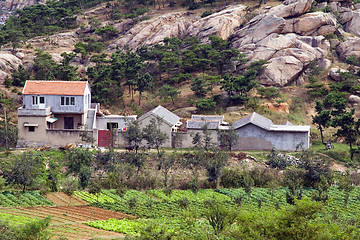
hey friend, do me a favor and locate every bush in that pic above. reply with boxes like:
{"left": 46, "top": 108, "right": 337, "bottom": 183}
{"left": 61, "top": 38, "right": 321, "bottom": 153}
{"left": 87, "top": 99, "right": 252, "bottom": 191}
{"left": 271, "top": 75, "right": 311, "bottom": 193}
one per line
{"left": 220, "top": 168, "right": 254, "bottom": 189}
{"left": 196, "top": 98, "right": 216, "bottom": 111}
{"left": 95, "top": 25, "right": 119, "bottom": 40}
{"left": 125, "top": 8, "right": 150, "bottom": 19}
{"left": 201, "top": 11, "right": 212, "bottom": 18}
{"left": 257, "top": 86, "right": 280, "bottom": 99}
{"left": 248, "top": 168, "right": 280, "bottom": 187}
{"left": 266, "top": 148, "right": 290, "bottom": 170}
{"left": 346, "top": 55, "right": 360, "bottom": 66}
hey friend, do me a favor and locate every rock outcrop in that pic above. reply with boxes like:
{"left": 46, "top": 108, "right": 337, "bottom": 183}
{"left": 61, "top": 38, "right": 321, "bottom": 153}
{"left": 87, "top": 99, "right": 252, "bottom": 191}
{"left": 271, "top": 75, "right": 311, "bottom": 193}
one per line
{"left": 1, "top": 0, "right": 360, "bottom": 89}
{"left": 336, "top": 37, "right": 360, "bottom": 59}
{"left": 114, "top": 5, "right": 246, "bottom": 49}
{"left": 231, "top": 0, "right": 334, "bottom": 86}
{"left": 329, "top": 1, "right": 360, "bottom": 37}
{"left": 329, "top": 68, "right": 348, "bottom": 81}
{"left": 3, "top": 0, "right": 46, "bottom": 10}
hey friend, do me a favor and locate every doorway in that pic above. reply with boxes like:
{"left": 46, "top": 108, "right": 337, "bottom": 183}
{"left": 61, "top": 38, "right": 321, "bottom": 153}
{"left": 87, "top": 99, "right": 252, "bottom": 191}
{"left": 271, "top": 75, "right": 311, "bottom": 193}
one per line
{"left": 64, "top": 117, "right": 74, "bottom": 129}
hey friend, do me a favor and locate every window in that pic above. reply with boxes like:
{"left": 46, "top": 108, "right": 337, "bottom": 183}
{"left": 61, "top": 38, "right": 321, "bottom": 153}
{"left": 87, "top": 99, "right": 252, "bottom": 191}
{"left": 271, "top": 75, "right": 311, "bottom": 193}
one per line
{"left": 32, "top": 96, "right": 45, "bottom": 105}
{"left": 32, "top": 96, "right": 38, "bottom": 105}
{"left": 28, "top": 126, "right": 35, "bottom": 132}
{"left": 107, "top": 122, "right": 118, "bottom": 130}
{"left": 61, "top": 96, "right": 75, "bottom": 106}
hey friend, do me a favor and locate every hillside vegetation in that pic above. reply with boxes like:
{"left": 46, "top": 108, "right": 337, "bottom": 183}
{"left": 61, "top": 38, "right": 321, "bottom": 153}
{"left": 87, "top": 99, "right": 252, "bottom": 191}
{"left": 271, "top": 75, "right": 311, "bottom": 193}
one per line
{"left": 0, "top": 0, "right": 357, "bottom": 156}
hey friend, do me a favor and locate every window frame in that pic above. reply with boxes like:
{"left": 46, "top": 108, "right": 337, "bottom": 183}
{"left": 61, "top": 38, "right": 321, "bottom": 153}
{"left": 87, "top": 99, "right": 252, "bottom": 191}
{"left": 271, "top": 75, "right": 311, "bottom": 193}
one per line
{"left": 60, "top": 96, "right": 76, "bottom": 106}
{"left": 107, "top": 122, "right": 119, "bottom": 130}
{"left": 28, "top": 126, "right": 35, "bottom": 132}
{"left": 32, "top": 96, "right": 38, "bottom": 105}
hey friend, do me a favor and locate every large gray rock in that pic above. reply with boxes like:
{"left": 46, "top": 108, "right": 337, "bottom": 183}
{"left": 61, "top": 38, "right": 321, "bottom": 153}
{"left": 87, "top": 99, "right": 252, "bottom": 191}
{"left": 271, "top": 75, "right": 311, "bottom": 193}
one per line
{"left": 4, "top": 0, "right": 46, "bottom": 10}
{"left": 348, "top": 95, "right": 360, "bottom": 104}
{"left": 329, "top": 68, "right": 348, "bottom": 81}
{"left": 0, "top": 53, "right": 22, "bottom": 72}
{"left": 336, "top": 37, "right": 360, "bottom": 59}
{"left": 231, "top": 14, "right": 285, "bottom": 47}
{"left": 282, "top": 12, "right": 336, "bottom": 36}
{"left": 115, "top": 5, "right": 246, "bottom": 49}
{"left": 259, "top": 56, "right": 303, "bottom": 86}
{"left": 345, "top": 11, "right": 360, "bottom": 36}
{"left": 318, "top": 58, "right": 332, "bottom": 69}
{"left": 270, "top": 0, "right": 313, "bottom": 18}
{"left": 231, "top": 0, "right": 333, "bottom": 86}
{"left": 115, "top": 12, "right": 191, "bottom": 49}
{"left": 188, "top": 5, "right": 246, "bottom": 41}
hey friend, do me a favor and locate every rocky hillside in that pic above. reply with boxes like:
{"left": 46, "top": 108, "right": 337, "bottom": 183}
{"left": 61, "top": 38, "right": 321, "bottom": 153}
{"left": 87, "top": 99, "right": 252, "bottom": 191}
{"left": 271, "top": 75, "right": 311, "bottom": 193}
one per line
{"left": 2, "top": 0, "right": 46, "bottom": 10}
{"left": 0, "top": 0, "right": 359, "bottom": 121}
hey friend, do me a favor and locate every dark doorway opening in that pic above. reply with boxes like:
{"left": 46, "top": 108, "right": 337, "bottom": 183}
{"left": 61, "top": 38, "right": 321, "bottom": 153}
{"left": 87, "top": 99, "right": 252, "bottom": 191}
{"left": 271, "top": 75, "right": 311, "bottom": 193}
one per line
{"left": 64, "top": 117, "right": 74, "bottom": 129}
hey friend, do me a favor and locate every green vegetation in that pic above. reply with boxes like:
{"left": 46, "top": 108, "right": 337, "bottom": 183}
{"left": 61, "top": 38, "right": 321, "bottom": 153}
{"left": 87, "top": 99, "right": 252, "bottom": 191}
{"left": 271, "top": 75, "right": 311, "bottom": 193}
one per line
{"left": 0, "top": 191, "right": 54, "bottom": 207}
{"left": 0, "top": 216, "right": 51, "bottom": 240}
{"left": 76, "top": 188, "right": 360, "bottom": 239}
{"left": 0, "top": 0, "right": 106, "bottom": 47}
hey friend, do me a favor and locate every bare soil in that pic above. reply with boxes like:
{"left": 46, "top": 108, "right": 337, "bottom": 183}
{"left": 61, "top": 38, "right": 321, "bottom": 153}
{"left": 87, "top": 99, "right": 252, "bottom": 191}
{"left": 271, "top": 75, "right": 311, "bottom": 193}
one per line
{"left": 0, "top": 205, "right": 132, "bottom": 240}
{"left": 46, "top": 192, "right": 89, "bottom": 206}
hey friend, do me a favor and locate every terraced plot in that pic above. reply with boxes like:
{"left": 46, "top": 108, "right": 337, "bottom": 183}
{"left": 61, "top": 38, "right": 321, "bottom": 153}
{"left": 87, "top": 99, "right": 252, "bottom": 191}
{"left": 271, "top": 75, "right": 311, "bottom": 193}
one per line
{"left": 46, "top": 192, "right": 88, "bottom": 206}
{"left": 0, "top": 205, "right": 132, "bottom": 239}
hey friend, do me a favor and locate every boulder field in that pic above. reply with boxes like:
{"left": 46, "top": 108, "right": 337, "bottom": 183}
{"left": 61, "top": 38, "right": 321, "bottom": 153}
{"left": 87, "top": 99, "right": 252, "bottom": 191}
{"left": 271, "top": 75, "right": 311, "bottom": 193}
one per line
{"left": 0, "top": 0, "right": 360, "bottom": 90}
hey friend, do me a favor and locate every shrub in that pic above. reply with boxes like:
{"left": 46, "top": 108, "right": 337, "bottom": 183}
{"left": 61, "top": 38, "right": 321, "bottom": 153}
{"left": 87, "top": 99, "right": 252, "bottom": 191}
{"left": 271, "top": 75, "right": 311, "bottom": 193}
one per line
{"left": 196, "top": 98, "right": 216, "bottom": 110}
{"left": 201, "top": 11, "right": 213, "bottom": 18}
{"left": 205, "top": 202, "right": 237, "bottom": 235}
{"left": 220, "top": 168, "right": 254, "bottom": 189}
{"left": 248, "top": 168, "right": 280, "bottom": 187}
{"left": 266, "top": 148, "right": 290, "bottom": 170}
{"left": 257, "top": 86, "right": 280, "bottom": 99}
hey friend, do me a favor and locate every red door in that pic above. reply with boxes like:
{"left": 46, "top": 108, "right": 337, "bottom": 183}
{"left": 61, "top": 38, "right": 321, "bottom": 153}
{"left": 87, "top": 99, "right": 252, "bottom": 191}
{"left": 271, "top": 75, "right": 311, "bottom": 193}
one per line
{"left": 98, "top": 130, "right": 111, "bottom": 147}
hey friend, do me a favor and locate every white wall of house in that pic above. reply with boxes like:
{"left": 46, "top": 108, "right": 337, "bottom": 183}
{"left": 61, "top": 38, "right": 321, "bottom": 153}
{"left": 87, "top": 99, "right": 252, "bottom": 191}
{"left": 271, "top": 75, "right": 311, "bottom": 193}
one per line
{"left": 17, "top": 114, "right": 84, "bottom": 148}
{"left": 138, "top": 114, "right": 173, "bottom": 148}
{"left": 179, "top": 129, "right": 219, "bottom": 148}
{"left": 96, "top": 116, "right": 136, "bottom": 130}
{"left": 234, "top": 124, "right": 309, "bottom": 151}
{"left": 23, "top": 94, "right": 87, "bottom": 113}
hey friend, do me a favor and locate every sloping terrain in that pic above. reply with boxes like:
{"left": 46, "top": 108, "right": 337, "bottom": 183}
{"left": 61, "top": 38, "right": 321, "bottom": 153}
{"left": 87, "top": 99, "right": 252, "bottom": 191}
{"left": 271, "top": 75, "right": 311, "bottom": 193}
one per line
{"left": 46, "top": 192, "right": 89, "bottom": 206}
{"left": 0, "top": 205, "right": 132, "bottom": 239}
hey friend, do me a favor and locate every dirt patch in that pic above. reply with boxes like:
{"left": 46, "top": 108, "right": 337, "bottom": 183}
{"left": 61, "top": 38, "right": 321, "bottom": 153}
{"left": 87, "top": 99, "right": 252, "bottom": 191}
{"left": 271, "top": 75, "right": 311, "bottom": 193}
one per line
{"left": 46, "top": 192, "right": 89, "bottom": 206}
{"left": 330, "top": 162, "right": 347, "bottom": 173}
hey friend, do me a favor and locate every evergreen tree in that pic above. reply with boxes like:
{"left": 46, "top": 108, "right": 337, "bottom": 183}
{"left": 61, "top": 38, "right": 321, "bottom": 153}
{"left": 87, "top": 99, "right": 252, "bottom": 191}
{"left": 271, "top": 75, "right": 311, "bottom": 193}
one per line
{"left": 312, "top": 100, "right": 332, "bottom": 144}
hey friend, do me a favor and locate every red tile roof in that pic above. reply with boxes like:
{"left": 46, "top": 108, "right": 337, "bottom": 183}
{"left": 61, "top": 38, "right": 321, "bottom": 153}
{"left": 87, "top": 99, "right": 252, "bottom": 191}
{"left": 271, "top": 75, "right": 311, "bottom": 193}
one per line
{"left": 23, "top": 81, "right": 88, "bottom": 96}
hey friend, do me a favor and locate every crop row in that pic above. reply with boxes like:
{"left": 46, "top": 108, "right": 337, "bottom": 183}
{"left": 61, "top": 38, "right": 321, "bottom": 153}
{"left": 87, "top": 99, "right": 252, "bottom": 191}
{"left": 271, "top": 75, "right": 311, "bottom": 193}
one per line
{"left": 0, "top": 191, "right": 54, "bottom": 207}
{"left": 75, "top": 187, "right": 360, "bottom": 221}
{"left": 86, "top": 217, "right": 207, "bottom": 237}
{"left": 0, "top": 212, "right": 34, "bottom": 226}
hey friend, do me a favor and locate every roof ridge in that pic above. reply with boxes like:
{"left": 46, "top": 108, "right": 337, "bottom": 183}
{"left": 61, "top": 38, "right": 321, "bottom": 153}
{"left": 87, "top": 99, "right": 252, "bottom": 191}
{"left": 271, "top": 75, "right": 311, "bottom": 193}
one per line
{"left": 192, "top": 114, "right": 224, "bottom": 117}
{"left": 250, "top": 112, "right": 256, "bottom": 122}
{"left": 188, "top": 119, "right": 220, "bottom": 122}
{"left": 27, "top": 80, "right": 87, "bottom": 83}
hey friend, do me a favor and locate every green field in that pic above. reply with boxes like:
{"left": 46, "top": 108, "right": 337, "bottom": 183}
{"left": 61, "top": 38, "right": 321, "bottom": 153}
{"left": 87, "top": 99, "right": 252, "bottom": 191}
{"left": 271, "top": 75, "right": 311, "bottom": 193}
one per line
{"left": 0, "top": 191, "right": 54, "bottom": 207}
{"left": 74, "top": 188, "right": 360, "bottom": 238}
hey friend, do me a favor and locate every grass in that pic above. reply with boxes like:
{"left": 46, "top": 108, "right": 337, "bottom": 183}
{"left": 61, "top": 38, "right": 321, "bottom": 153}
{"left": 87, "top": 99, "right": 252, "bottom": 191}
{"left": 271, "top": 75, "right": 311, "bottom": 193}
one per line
{"left": 243, "top": 151, "right": 268, "bottom": 162}
{"left": 310, "top": 142, "right": 352, "bottom": 162}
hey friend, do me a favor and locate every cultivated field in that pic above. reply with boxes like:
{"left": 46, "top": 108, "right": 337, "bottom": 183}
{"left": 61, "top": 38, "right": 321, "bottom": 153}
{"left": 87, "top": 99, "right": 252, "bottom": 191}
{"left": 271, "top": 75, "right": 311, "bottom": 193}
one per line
{"left": 0, "top": 192, "right": 132, "bottom": 239}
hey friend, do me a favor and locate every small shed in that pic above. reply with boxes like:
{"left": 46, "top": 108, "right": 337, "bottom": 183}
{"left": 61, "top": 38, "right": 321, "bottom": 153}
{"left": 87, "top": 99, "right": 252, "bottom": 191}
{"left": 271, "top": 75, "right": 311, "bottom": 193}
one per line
{"left": 138, "top": 105, "right": 182, "bottom": 148}
{"left": 232, "top": 112, "right": 310, "bottom": 151}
